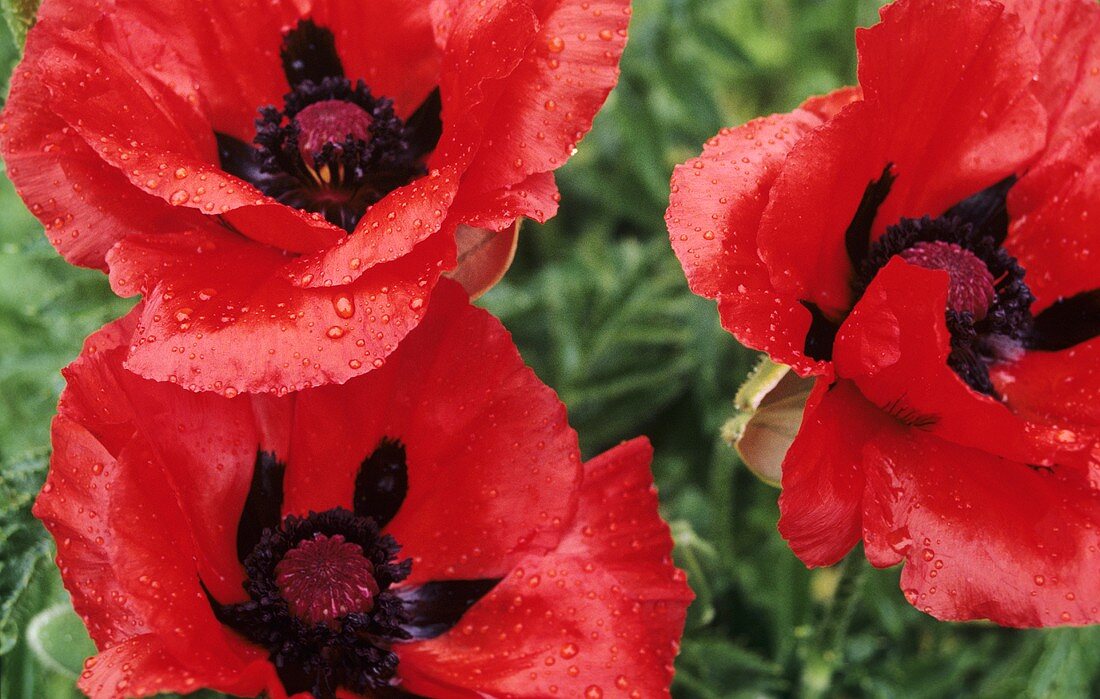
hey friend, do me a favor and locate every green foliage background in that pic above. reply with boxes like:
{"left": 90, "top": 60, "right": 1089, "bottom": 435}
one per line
{"left": 1, "top": 1, "right": 1098, "bottom": 697}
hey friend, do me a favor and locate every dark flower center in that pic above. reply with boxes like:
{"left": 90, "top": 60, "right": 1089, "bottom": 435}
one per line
{"left": 209, "top": 444, "right": 501, "bottom": 699}
{"left": 213, "top": 507, "right": 412, "bottom": 698}
{"left": 855, "top": 213, "right": 1033, "bottom": 396}
{"left": 800, "top": 171, "right": 1039, "bottom": 397}
{"left": 802, "top": 166, "right": 1100, "bottom": 402}
{"left": 897, "top": 241, "right": 995, "bottom": 321}
{"left": 217, "top": 19, "right": 442, "bottom": 234}
{"left": 275, "top": 532, "right": 381, "bottom": 626}
{"left": 294, "top": 100, "right": 375, "bottom": 168}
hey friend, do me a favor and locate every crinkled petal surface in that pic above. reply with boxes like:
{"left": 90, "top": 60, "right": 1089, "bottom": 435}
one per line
{"left": 281, "top": 281, "right": 582, "bottom": 583}
{"left": 37, "top": 320, "right": 278, "bottom": 696}
{"left": 993, "top": 338, "right": 1100, "bottom": 471}
{"left": 861, "top": 426, "right": 1100, "bottom": 627}
{"left": 1000, "top": 0, "right": 1100, "bottom": 151}
{"left": 667, "top": 112, "right": 833, "bottom": 377}
{"left": 779, "top": 375, "right": 1100, "bottom": 626}
{"left": 756, "top": 0, "right": 1044, "bottom": 317}
{"left": 1007, "top": 124, "right": 1100, "bottom": 311}
{"left": 2, "top": 0, "right": 629, "bottom": 393}
{"left": 833, "top": 259, "right": 1058, "bottom": 465}
{"left": 397, "top": 438, "right": 692, "bottom": 698}
{"left": 108, "top": 225, "right": 453, "bottom": 395}
{"left": 437, "top": 0, "right": 632, "bottom": 227}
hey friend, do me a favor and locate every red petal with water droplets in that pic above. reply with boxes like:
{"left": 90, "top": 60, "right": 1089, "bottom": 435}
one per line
{"left": 456, "top": 170, "right": 561, "bottom": 231}
{"left": 993, "top": 338, "right": 1100, "bottom": 469}
{"left": 437, "top": 0, "right": 630, "bottom": 229}
{"left": 283, "top": 281, "right": 581, "bottom": 583}
{"left": 860, "top": 426, "right": 1100, "bottom": 627}
{"left": 108, "top": 225, "right": 454, "bottom": 395}
{"left": 833, "top": 259, "right": 1054, "bottom": 465}
{"left": 38, "top": 400, "right": 274, "bottom": 694}
{"left": 1000, "top": 0, "right": 1100, "bottom": 153}
{"left": 24, "top": 14, "right": 344, "bottom": 255}
{"left": 307, "top": 0, "right": 440, "bottom": 117}
{"left": 45, "top": 314, "right": 265, "bottom": 605}
{"left": 397, "top": 438, "right": 691, "bottom": 698}
{"left": 756, "top": 0, "right": 1045, "bottom": 317}
{"left": 1007, "top": 124, "right": 1100, "bottom": 312}
{"left": 285, "top": 166, "right": 463, "bottom": 285}
{"left": 0, "top": 39, "right": 209, "bottom": 270}
{"left": 667, "top": 112, "right": 833, "bottom": 377}
{"left": 778, "top": 380, "right": 888, "bottom": 567}
{"left": 77, "top": 634, "right": 280, "bottom": 699}
{"left": 54, "top": 0, "right": 301, "bottom": 141}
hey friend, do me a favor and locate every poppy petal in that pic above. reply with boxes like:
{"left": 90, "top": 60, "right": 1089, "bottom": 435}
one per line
{"left": 757, "top": 0, "right": 1045, "bottom": 317}
{"left": 281, "top": 281, "right": 581, "bottom": 582}
{"left": 284, "top": 166, "right": 463, "bottom": 286}
{"left": 107, "top": 226, "right": 453, "bottom": 394}
{"left": 66, "top": 0, "right": 300, "bottom": 140}
{"left": 48, "top": 314, "right": 265, "bottom": 603}
{"left": 37, "top": 418, "right": 268, "bottom": 692}
{"left": 0, "top": 42, "right": 207, "bottom": 270}
{"left": 457, "top": 170, "right": 561, "bottom": 231}
{"left": 396, "top": 438, "right": 691, "bottom": 698}
{"left": 1000, "top": 0, "right": 1100, "bottom": 151}
{"left": 778, "top": 380, "right": 889, "bottom": 567}
{"left": 443, "top": 0, "right": 631, "bottom": 228}
{"left": 78, "top": 635, "right": 278, "bottom": 699}
{"left": 307, "top": 0, "right": 440, "bottom": 116}
{"left": 861, "top": 427, "right": 1100, "bottom": 626}
{"left": 35, "top": 24, "right": 342, "bottom": 254}
{"left": 1007, "top": 124, "right": 1100, "bottom": 311}
{"left": 993, "top": 338, "right": 1100, "bottom": 461}
{"left": 667, "top": 112, "right": 833, "bottom": 376}
{"left": 834, "top": 258, "right": 1053, "bottom": 464}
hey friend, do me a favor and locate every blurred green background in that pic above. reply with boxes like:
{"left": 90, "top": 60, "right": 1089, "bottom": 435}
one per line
{"left": 2, "top": 0, "right": 1099, "bottom": 697}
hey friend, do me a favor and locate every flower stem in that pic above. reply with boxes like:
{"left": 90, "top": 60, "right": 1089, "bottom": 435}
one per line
{"left": 799, "top": 551, "right": 868, "bottom": 699}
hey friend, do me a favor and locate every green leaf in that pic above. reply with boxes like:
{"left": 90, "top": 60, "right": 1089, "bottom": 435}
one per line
{"left": 0, "top": 0, "right": 37, "bottom": 47}
{"left": 0, "top": 451, "right": 51, "bottom": 656}
{"left": 27, "top": 604, "right": 95, "bottom": 679}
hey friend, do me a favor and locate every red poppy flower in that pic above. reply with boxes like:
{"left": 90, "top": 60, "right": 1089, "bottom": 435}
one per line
{"left": 35, "top": 280, "right": 691, "bottom": 698}
{"left": 1, "top": 0, "right": 630, "bottom": 395}
{"left": 668, "top": 0, "right": 1100, "bottom": 626}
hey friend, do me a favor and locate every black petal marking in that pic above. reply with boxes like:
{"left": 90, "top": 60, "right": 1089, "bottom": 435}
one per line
{"left": 801, "top": 301, "right": 839, "bottom": 362}
{"left": 236, "top": 451, "right": 286, "bottom": 564}
{"left": 944, "top": 175, "right": 1017, "bottom": 246}
{"left": 217, "top": 132, "right": 281, "bottom": 193}
{"left": 845, "top": 163, "right": 896, "bottom": 269}
{"left": 281, "top": 18, "right": 345, "bottom": 88}
{"left": 405, "top": 88, "right": 443, "bottom": 162}
{"left": 1030, "top": 289, "right": 1100, "bottom": 352}
{"left": 355, "top": 439, "right": 408, "bottom": 529}
{"left": 882, "top": 396, "right": 939, "bottom": 429}
{"left": 395, "top": 579, "right": 501, "bottom": 640}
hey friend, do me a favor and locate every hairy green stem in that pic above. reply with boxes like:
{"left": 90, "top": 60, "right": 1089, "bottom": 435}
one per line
{"left": 799, "top": 552, "right": 868, "bottom": 699}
